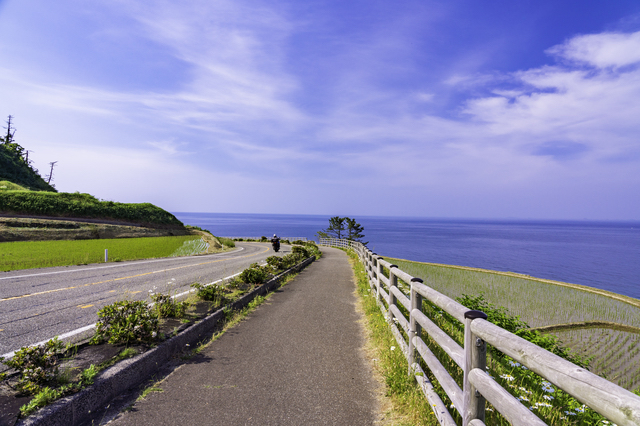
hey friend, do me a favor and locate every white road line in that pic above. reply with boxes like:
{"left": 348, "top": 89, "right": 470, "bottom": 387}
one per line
{"left": 0, "top": 247, "right": 244, "bottom": 281}
{"left": 0, "top": 271, "right": 244, "bottom": 360}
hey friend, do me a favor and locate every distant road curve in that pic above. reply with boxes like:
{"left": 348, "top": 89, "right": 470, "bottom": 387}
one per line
{"left": 0, "top": 242, "right": 283, "bottom": 356}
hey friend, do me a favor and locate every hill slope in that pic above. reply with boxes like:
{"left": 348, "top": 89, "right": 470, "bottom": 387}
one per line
{"left": 0, "top": 143, "right": 57, "bottom": 191}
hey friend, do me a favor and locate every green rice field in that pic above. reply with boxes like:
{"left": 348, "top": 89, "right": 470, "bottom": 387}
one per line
{"left": 0, "top": 236, "right": 204, "bottom": 271}
{"left": 387, "top": 257, "right": 640, "bottom": 391}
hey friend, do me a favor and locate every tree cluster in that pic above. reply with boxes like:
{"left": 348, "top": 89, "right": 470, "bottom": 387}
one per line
{"left": 317, "top": 216, "right": 367, "bottom": 244}
{"left": 0, "top": 115, "right": 57, "bottom": 192}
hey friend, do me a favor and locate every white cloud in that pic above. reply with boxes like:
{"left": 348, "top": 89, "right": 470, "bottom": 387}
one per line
{"left": 548, "top": 30, "right": 640, "bottom": 68}
{"left": 1, "top": 1, "right": 639, "bottom": 219}
{"left": 461, "top": 33, "right": 640, "bottom": 165}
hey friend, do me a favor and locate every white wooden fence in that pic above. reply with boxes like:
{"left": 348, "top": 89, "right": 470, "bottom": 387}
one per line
{"left": 223, "top": 237, "right": 308, "bottom": 242}
{"left": 319, "top": 238, "right": 640, "bottom": 426}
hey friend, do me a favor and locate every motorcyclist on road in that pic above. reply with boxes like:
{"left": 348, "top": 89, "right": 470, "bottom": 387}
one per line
{"left": 271, "top": 234, "right": 281, "bottom": 252}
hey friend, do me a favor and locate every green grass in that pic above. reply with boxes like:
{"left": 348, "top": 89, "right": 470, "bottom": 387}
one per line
{"left": 347, "top": 250, "right": 438, "bottom": 425}
{"left": 0, "top": 235, "right": 202, "bottom": 271}
{"left": 0, "top": 180, "right": 28, "bottom": 191}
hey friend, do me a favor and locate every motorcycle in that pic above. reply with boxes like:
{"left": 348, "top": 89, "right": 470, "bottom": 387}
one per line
{"left": 271, "top": 239, "right": 280, "bottom": 252}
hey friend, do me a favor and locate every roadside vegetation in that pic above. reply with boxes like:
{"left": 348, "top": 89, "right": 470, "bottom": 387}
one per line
{"left": 387, "top": 257, "right": 640, "bottom": 391}
{"left": 0, "top": 235, "right": 208, "bottom": 271}
{"left": 0, "top": 241, "right": 318, "bottom": 419}
{"left": 347, "top": 249, "right": 437, "bottom": 425}
{"left": 347, "top": 249, "right": 631, "bottom": 425}
{"left": 0, "top": 190, "right": 183, "bottom": 227}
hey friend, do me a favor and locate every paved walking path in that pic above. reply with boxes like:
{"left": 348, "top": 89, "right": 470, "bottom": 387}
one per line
{"left": 108, "top": 247, "right": 379, "bottom": 425}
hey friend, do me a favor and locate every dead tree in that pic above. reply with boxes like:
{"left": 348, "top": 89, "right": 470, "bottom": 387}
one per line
{"left": 46, "top": 161, "right": 58, "bottom": 184}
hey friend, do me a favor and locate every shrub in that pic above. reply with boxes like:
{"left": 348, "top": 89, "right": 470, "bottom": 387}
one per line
{"left": 3, "top": 337, "right": 64, "bottom": 395}
{"left": 265, "top": 256, "right": 285, "bottom": 272}
{"left": 149, "top": 292, "right": 189, "bottom": 318}
{"left": 91, "top": 300, "right": 159, "bottom": 345}
{"left": 293, "top": 241, "right": 321, "bottom": 257}
{"left": 260, "top": 236, "right": 268, "bottom": 242}
{"left": 239, "top": 266, "right": 270, "bottom": 284}
{"left": 218, "top": 237, "right": 235, "bottom": 248}
{"left": 191, "top": 282, "right": 227, "bottom": 305}
{"left": 457, "top": 294, "right": 590, "bottom": 368}
{"left": 291, "top": 245, "right": 309, "bottom": 257}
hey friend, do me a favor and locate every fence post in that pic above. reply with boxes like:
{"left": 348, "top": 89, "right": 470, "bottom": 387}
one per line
{"left": 463, "top": 310, "right": 488, "bottom": 425}
{"left": 408, "top": 278, "right": 424, "bottom": 374}
{"left": 388, "top": 265, "right": 398, "bottom": 325}
{"left": 376, "top": 256, "right": 384, "bottom": 304}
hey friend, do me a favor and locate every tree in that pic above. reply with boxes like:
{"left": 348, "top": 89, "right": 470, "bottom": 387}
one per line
{"left": 46, "top": 161, "right": 58, "bottom": 185}
{"left": 317, "top": 216, "right": 366, "bottom": 244}
{"left": 2, "top": 115, "right": 16, "bottom": 144}
{"left": 317, "top": 216, "right": 346, "bottom": 239}
{"left": 345, "top": 217, "right": 366, "bottom": 244}
{"left": 0, "top": 115, "right": 57, "bottom": 192}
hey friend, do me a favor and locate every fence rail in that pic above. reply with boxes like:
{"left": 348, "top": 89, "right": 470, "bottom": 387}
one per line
{"left": 319, "top": 238, "right": 640, "bottom": 426}
{"left": 222, "top": 237, "right": 308, "bottom": 242}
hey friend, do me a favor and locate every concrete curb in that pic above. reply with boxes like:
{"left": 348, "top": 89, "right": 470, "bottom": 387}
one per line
{"left": 18, "top": 256, "right": 316, "bottom": 426}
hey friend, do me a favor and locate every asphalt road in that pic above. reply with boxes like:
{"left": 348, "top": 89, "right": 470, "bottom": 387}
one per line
{"left": 0, "top": 242, "right": 283, "bottom": 356}
{"left": 107, "top": 247, "right": 378, "bottom": 426}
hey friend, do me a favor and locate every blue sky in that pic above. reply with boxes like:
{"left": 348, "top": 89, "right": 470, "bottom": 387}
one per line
{"left": 1, "top": 0, "right": 640, "bottom": 220}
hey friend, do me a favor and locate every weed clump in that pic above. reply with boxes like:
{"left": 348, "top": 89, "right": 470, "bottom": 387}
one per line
{"left": 2, "top": 337, "right": 64, "bottom": 395}
{"left": 191, "top": 282, "right": 227, "bottom": 305}
{"left": 239, "top": 264, "right": 271, "bottom": 284}
{"left": 91, "top": 300, "right": 159, "bottom": 345}
{"left": 149, "top": 292, "right": 190, "bottom": 319}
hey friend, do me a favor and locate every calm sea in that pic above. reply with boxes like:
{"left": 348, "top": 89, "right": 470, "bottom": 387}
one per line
{"left": 173, "top": 212, "right": 640, "bottom": 300}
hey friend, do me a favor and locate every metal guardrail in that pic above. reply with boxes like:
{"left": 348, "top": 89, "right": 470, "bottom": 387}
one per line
{"left": 319, "top": 238, "right": 640, "bottom": 426}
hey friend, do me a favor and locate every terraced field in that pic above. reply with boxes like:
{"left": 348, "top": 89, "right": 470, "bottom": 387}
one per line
{"left": 387, "top": 257, "right": 640, "bottom": 392}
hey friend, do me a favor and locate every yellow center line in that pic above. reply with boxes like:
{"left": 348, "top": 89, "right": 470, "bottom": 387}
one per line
{"left": 78, "top": 304, "right": 94, "bottom": 309}
{"left": 1, "top": 246, "right": 269, "bottom": 303}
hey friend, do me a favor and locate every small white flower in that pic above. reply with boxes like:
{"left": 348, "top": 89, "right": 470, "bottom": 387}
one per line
{"left": 390, "top": 346, "right": 396, "bottom": 351}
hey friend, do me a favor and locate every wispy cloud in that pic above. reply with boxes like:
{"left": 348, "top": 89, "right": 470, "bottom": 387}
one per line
{"left": 1, "top": 0, "right": 639, "bottom": 218}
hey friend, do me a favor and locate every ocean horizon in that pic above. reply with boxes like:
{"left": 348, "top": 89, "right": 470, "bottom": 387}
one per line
{"left": 172, "top": 212, "right": 640, "bottom": 300}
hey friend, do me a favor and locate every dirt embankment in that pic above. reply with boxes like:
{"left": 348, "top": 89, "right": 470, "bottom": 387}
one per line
{"left": 0, "top": 216, "right": 191, "bottom": 242}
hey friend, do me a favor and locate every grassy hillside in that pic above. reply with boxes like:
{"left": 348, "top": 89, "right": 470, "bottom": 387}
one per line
{"left": 0, "top": 142, "right": 56, "bottom": 191}
{"left": 0, "top": 187, "right": 184, "bottom": 228}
